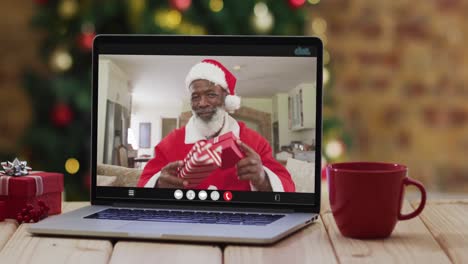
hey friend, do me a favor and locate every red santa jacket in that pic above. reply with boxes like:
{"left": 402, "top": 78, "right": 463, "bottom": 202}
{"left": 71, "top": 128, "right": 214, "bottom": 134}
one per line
{"left": 137, "top": 121, "right": 295, "bottom": 192}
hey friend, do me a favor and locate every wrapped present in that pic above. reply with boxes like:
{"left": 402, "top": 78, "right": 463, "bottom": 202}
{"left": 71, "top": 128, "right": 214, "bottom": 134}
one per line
{"left": 178, "top": 132, "right": 245, "bottom": 187}
{"left": 0, "top": 201, "right": 5, "bottom": 221}
{"left": 0, "top": 158, "right": 31, "bottom": 176}
{"left": 209, "top": 131, "right": 245, "bottom": 169}
{"left": 0, "top": 168, "right": 63, "bottom": 219}
{"left": 179, "top": 144, "right": 222, "bottom": 188}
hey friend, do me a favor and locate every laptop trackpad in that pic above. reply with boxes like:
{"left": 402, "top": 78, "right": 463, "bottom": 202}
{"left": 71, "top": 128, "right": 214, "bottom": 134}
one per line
{"left": 118, "top": 222, "right": 187, "bottom": 237}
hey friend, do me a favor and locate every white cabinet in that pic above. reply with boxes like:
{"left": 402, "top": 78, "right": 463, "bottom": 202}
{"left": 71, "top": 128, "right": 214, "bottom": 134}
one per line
{"left": 288, "top": 83, "right": 316, "bottom": 130}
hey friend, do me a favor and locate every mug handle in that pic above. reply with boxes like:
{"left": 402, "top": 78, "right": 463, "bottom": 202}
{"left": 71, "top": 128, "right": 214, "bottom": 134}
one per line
{"left": 398, "top": 177, "right": 427, "bottom": 220}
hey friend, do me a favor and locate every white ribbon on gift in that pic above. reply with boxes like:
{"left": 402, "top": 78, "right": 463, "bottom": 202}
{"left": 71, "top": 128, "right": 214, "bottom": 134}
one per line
{"left": 0, "top": 174, "right": 44, "bottom": 196}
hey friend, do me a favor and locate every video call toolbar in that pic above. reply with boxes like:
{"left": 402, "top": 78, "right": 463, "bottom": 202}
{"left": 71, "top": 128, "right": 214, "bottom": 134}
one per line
{"left": 173, "top": 189, "right": 233, "bottom": 202}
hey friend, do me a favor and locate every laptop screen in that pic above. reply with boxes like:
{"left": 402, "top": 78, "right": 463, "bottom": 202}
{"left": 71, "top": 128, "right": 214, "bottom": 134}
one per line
{"left": 92, "top": 36, "right": 322, "bottom": 209}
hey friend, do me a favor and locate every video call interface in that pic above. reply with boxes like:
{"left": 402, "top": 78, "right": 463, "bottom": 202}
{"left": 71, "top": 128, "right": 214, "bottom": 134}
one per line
{"left": 96, "top": 53, "right": 318, "bottom": 203}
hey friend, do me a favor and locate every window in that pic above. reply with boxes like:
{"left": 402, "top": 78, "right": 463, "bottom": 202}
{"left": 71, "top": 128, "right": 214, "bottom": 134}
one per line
{"left": 139, "top": 122, "right": 151, "bottom": 148}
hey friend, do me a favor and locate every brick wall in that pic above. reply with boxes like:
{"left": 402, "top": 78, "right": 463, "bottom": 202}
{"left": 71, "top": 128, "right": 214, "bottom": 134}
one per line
{"left": 309, "top": 0, "right": 468, "bottom": 192}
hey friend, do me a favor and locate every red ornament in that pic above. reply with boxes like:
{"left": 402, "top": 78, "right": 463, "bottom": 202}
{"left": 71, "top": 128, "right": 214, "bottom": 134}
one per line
{"left": 321, "top": 156, "right": 328, "bottom": 181}
{"left": 170, "top": 0, "right": 192, "bottom": 12}
{"left": 321, "top": 167, "right": 327, "bottom": 181}
{"left": 83, "top": 173, "right": 91, "bottom": 190}
{"left": 78, "top": 32, "right": 96, "bottom": 52}
{"left": 16, "top": 200, "right": 50, "bottom": 224}
{"left": 288, "top": 0, "right": 306, "bottom": 9}
{"left": 51, "top": 103, "right": 73, "bottom": 127}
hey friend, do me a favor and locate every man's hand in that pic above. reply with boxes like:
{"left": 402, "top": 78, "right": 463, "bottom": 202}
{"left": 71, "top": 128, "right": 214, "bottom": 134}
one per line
{"left": 236, "top": 140, "right": 272, "bottom": 191}
{"left": 156, "top": 161, "right": 188, "bottom": 188}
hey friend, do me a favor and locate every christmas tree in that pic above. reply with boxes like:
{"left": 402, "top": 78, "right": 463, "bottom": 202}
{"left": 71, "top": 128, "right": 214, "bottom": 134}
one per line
{"left": 8, "top": 0, "right": 348, "bottom": 200}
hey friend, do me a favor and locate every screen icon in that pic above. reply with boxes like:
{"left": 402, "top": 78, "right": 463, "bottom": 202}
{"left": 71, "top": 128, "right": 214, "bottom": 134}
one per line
{"left": 274, "top": 194, "right": 280, "bottom": 202}
{"left": 210, "top": 191, "right": 220, "bottom": 201}
{"left": 223, "top": 191, "right": 232, "bottom": 201}
{"left": 186, "top": 190, "right": 196, "bottom": 200}
{"left": 174, "top": 189, "right": 183, "bottom": 200}
{"left": 198, "top": 190, "right": 208, "bottom": 200}
{"left": 294, "top": 46, "right": 311, "bottom": 56}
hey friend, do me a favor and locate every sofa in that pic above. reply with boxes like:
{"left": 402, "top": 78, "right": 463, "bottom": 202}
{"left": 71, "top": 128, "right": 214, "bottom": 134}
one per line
{"left": 96, "top": 164, "right": 142, "bottom": 187}
{"left": 286, "top": 158, "right": 315, "bottom": 193}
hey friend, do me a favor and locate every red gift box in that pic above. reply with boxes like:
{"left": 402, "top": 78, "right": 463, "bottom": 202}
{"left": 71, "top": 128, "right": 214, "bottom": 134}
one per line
{"left": 178, "top": 132, "right": 245, "bottom": 187}
{"left": 183, "top": 151, "right": 220, "bottom": 173}
{"left": 179, "top": 146, "right": 221, "bottom": 188}
{"left": 0, "top": 172, "right": 63, "bottom": 219}
{"left": 0, "top": 201, "right": 5, "bottom": 221}
{"left": 208, "top": 131, "right": 245, "bottom": 169}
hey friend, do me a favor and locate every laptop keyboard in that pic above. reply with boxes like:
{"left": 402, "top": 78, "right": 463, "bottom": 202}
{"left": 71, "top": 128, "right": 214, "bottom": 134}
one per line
{"left": 85, "top": 208, "right": 285, "bottom": 226}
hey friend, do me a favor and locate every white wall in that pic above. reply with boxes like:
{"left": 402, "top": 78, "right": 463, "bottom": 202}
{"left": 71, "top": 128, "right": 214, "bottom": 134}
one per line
{"left": 181, "top": 99, "right": 191, "bottom": 112}
{"left": 97, "top": 59, "right": 131, "bottom": 163}
{"left": 274, "top": 93, "right": 315, "bottom": 149}
{"left": 97, "top": 61, "right": 109, "bottom": 164}
{"left": 275, "top": 93, "right": 290, "bottom": 148}
{"left": 241, "top": 98, "right": 273, "bottom": 114}
{"left": 131, "top": 100, "right": 183, "bottom": 157}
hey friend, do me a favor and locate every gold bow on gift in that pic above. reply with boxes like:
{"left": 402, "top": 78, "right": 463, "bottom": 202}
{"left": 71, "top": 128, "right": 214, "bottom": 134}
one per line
{"left": 0, "top": 158, "right": 32, "bottom": 177}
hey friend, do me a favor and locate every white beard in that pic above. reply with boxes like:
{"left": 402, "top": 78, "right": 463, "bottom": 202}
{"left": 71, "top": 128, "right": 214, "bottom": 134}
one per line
{"left": 192, "top": 107, "right": 227, "bottom": 139}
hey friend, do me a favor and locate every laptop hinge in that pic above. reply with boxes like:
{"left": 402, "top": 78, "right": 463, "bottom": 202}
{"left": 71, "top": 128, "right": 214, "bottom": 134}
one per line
{"left": 111, "top": 202, "right": 295, "bottom": 213}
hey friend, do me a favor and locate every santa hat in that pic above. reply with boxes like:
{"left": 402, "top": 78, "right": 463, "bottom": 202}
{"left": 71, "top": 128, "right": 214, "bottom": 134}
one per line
{"left": 185, "top": 59, "right": 241, "bottom": 112}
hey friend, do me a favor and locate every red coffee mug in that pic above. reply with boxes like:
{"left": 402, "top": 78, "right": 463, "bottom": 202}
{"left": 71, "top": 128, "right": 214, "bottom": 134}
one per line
{"left": 327, "top": 162, "right": 426, "bottom": 239}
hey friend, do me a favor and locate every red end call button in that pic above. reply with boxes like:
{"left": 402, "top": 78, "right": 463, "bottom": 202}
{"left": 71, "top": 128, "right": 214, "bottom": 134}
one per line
{"left": 223, "top": 191, "right": 232, "bottom": 201}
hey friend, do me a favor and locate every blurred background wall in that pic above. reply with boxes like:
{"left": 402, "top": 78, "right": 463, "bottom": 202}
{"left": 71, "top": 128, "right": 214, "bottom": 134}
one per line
{"left": 0, "top": 1, "right": 36, "bottom": 153}
{"left": 312, "top": 0, "right": 468, "bottom": 193}
{"left": 1, "top": 0, "right": 467, "bottom": 199}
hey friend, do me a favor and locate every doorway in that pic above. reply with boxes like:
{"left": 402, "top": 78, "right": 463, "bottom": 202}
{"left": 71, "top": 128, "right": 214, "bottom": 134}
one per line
{"left": 161, "top": 118, "right": 178, "bottom": 139}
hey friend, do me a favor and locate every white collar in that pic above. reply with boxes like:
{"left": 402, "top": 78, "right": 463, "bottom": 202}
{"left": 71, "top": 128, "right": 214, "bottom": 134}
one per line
{"left": 184, "top": 114, "right": 240, "bottom": 144}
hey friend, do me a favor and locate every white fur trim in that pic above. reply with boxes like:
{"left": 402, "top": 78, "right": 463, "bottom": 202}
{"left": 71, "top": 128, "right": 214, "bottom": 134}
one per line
{"left": 144, "top": 171, "right": 161, "bottom": 188}
{"left": 249, "top": 166, "right": 285, "bottom": 192}
{"left": 186, "top": 62, "right": 228, "bottom": 89}
{"left": 224, "top": 94, "right": 241, "bottom": 112}
{"left": 185, "top": 116, "right": 206, "bottom": 144}
{"left": 185, "top": 113, "right": 240, "bottom": 144}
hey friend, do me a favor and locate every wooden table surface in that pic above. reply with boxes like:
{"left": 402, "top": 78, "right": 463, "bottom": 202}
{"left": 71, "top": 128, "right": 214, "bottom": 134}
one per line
{"left": 0, "top": 195, "right": 467, "bottom": 263}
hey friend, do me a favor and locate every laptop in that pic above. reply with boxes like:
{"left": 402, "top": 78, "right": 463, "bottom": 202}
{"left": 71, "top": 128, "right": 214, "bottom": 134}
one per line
{"left": 29, "top": 35, "right": 323, "bottom": 244}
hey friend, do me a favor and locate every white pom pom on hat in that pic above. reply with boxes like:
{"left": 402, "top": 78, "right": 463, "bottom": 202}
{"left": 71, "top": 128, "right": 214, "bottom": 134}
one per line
{"left": 186, "top": 59, "right": 241, "bottom": 112}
